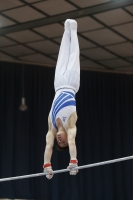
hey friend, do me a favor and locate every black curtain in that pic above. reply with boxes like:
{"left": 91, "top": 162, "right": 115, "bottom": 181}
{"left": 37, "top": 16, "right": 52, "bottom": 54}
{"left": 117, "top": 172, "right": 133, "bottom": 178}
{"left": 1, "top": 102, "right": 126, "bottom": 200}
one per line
{"left": 0, "top": 61, "right": 133, "bottom": 200}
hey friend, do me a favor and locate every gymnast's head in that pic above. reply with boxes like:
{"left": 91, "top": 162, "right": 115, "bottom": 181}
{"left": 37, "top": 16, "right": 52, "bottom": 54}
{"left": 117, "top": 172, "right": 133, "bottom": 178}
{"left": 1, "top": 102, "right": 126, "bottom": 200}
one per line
{"left": 56, "top": 130, "right": 69, "bottom": 151}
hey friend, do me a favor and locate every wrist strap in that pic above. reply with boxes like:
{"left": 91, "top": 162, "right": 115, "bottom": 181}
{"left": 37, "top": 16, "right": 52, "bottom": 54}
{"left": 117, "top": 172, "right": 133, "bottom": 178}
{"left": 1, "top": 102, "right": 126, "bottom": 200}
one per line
{"left": 70, "top": 159, "right": 78, "bottom": 164}
{"left": 43, "top": 163, "right": 51, "bottom": 168}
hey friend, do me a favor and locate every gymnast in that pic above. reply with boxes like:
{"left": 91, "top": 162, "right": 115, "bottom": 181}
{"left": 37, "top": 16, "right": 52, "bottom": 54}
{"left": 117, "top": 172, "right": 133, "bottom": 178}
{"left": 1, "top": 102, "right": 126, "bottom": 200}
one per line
{"left": 43, "top": 19, "right": 80, "bottom": 179}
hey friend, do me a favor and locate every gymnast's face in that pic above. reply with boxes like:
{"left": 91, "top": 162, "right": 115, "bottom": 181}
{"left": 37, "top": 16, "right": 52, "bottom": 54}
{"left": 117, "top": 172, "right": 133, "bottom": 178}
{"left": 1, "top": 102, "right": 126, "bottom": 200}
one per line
{"left": 56, "top": 131, "right": 68, "bottom": 147}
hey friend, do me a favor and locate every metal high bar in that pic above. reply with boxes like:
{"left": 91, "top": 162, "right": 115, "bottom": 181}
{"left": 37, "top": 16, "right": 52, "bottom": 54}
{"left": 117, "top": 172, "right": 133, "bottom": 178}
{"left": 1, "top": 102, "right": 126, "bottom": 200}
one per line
{"left": 0, "top": 155, "right": 133, "bottom": 182}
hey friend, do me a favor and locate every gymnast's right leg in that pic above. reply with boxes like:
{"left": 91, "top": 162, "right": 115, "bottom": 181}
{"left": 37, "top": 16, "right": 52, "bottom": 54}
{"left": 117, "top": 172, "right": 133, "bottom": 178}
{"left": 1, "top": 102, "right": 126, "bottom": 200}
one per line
{"left": 64, "top": 19, "right": 80, "bottom": 94}
{"left": 54, "top": 19, "right": 71, "bottom": 91}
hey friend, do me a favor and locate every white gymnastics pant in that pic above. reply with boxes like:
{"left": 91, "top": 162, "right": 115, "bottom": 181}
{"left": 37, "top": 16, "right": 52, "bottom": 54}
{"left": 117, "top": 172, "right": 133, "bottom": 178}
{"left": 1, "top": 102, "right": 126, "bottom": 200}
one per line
{"left": 54, "top": 28, "right": 80, "bottom": 94}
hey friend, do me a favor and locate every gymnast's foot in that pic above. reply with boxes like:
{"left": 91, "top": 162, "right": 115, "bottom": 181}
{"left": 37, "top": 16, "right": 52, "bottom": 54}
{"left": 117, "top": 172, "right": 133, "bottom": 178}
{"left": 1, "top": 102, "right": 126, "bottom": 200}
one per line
{"left": 70, "top": 19, "right": 77, "bottom": 31}
{"left": 64, "top": 19, "right": 71, "bottom": 31}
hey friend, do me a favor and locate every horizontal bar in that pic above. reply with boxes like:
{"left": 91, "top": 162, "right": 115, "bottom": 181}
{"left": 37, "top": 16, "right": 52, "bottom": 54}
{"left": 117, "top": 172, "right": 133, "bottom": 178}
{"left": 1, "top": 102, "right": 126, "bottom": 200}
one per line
{"left": 0, "top": 155, "right": 133, "bottom": 182}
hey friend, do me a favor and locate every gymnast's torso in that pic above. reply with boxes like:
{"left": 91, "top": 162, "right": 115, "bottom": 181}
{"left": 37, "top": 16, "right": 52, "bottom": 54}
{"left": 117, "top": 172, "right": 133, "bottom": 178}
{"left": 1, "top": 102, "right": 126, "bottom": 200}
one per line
{"left": 49, "top": 88, "right": 76, "bottom": 130}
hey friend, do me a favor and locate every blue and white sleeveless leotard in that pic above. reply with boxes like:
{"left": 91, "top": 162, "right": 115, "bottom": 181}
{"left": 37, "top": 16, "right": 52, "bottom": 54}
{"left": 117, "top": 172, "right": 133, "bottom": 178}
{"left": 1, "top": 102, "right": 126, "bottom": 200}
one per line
{"left": 49, "top": 89, "right": 76, "bottom": 130}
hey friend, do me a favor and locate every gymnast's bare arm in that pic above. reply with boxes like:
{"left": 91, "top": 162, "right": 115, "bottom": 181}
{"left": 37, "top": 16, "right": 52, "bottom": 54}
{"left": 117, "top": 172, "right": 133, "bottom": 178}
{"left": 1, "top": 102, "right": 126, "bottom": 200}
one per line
{"left": 65, "top": 112, "right": 78, "bottom": 175}
{"left": 44, "top": 117, "right": 56, "bottom": 164}
{"left": 66, "top": 112, "right": 78, "bottom": 160}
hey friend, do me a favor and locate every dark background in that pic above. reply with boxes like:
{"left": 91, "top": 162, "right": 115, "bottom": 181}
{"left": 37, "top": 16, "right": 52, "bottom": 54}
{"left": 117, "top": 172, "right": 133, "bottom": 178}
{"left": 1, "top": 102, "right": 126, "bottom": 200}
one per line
{"left": 0, "top": 61, "right": 133, "bottom": 200}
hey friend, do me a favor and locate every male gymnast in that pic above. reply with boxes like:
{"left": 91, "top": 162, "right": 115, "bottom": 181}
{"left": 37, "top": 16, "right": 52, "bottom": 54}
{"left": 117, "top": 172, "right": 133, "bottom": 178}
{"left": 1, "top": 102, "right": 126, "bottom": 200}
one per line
{"left": 43, "top": 19, "right": 80, "bottom": 179}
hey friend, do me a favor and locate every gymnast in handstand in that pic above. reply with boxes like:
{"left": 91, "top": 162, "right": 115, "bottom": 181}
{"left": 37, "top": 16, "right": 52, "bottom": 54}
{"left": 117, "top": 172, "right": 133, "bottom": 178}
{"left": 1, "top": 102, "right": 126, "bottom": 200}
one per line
{"left": 43, "top": 19, "right": 80, "bottom": 179}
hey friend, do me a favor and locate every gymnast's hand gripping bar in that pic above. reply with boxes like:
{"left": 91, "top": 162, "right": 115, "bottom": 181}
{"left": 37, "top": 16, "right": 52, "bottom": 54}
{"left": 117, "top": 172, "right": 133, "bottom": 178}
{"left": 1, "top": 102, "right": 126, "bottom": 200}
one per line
{"left": 0, "top": 155, "right": 133, "bottom": 182}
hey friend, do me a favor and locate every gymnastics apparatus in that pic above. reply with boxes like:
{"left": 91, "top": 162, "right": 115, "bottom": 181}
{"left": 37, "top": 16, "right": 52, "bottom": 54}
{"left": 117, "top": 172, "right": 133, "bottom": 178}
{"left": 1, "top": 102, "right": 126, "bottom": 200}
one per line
{"left": 0, "top": 155, "right": 133, "bottom": 182}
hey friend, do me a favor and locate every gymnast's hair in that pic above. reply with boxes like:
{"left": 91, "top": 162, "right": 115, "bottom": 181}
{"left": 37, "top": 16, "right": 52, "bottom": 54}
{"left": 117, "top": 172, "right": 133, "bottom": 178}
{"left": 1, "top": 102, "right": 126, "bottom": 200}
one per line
{"left": 56, "top": 144, "right": 69, "bottom": 151}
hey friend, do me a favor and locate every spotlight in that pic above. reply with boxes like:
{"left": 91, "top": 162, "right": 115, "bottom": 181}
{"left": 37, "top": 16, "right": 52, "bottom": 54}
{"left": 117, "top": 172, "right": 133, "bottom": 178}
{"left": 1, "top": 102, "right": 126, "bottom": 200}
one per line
{"left": 19, "top": 65, "right": 28, "bottom": 111}
{"left": 19, "top": 97, "right": 27, "bottom": 111}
